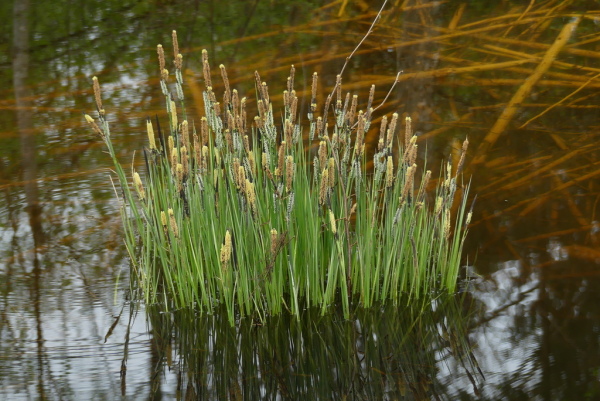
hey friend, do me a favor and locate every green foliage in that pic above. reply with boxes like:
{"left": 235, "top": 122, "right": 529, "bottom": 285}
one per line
{"left": 86, "top": 34, "right": 472, "bottom": 325}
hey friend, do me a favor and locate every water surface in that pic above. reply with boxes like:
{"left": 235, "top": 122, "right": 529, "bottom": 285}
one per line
{"left": 2, "top": 0, "right": 600, "bottom": 399}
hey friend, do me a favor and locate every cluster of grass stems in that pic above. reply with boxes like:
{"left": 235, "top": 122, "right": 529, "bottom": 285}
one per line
{"left": 85, "top": 31, "right": 471, "bottom": 324}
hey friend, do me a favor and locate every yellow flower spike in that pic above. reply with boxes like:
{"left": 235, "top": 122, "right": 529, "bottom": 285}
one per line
{"left": 133, "top": 172, "right": 145, "bottom": 200}
{"left": 146, "top": 118, "right": 156, "bottom": 150}
{"left": 220, "top": 230, "right": 232, "bottom": 270}
{"left": 385, "top": 156, "right": 394, "bottom": 188}
{"left": 329, "top": 209, "right": 337, "bottom": 236}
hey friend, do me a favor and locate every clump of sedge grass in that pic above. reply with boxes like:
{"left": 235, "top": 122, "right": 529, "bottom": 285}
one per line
{"left": 85, "top": 31, "right": 472, "bottom": 325}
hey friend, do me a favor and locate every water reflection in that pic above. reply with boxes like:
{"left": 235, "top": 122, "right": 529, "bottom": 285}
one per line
{"left": 1, "top": 0, "right": 600, "bottom": 398}
{"left": 142, "top": 296, "right": 482, "bottom": 400}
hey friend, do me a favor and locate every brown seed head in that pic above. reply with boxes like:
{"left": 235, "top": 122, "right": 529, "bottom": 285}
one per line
{"left": 404, "top": 116, "right": 412, "bottom": 149}
{"left": 385, "top": 156, "right": 394, "bottom": 188}
{"left": 388, "top": 113, "right": 399, "bottom": 150}
{"left": 455, "top": 137, "right": 469, "bottom": 176}
{"left": 378, "top": 115, "right": 388, "bottom": 151}
{"left": 319, "top": 169, "right": 329, "bottom": 206}
{"left": 171, "top": 31, "right": 179, "bottom": 61}
{"left": 146, "top": 118, "right": 156, "bottom": 150}
{"left": 92, "top": 76, "right": 104, "bottom": 115}
{"left": 84, "top": 114, "right": 105, "bottom": 140}
{"left": 168, "top": 208, "right": 179, "bottom": 238}
{"left": 175, "top": 53, "right": 183, "bottom": 70}
{"left": 233, "top": 158, "right": 241, "bottom": 188}
{"left": 277, "top": 142, "right": 285, "bottom": 177}
{"left": 180, "top": 146, "right": 189, "bottom": 178}
{"left": 176, "top": 163, "right": 184, "bottom": 191}
{"left": 328, "top": 157, "right": 335, "bottom": 188}
{"left": 202, "top": 49, "right": 212, "bottom": 87}
{"left": 169, "top": 99, "right": 177, "bottom": 131}
{"left": 200, "top": 117, "right": 208, "bottom": 146}
{"left": 181, "top": 120, "right": 189, "bottom": 149}
{"left": 310, "top": 72, "right": 318, "bottom": 112}
{"left": 157, "top": 45, "right": 165, "bottom": 73}
{"left": 285, "top": 155, "right": 294, "bottom": 192}
{"left": 245, "top": 179, "right": 257, "bottom": 216}
{"left": 318, "top": 141, "right": 327, "bottom": 170}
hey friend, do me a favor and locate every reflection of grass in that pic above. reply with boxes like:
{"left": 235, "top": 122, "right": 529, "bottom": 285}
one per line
{"left": 86, "top": 32, "right": 471, "bottom": 324}
{"left": 142, "top": 295, "right": 483, "bottom": 399}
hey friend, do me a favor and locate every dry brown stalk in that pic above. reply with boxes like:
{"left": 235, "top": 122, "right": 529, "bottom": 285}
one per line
{"left": 473, "top": 16, "right": 581, "bottom": 165}
{"left": 552, "top": 173, "right": 589, "bottom": 228}
{"left": 497, "top": 145, "right": 592, "bottom": 192}
{"left": 448, "top": 3, "right": 466, "bottom": 30}
{"left": 520, "top": 72, "right": 600, "bottom": 129}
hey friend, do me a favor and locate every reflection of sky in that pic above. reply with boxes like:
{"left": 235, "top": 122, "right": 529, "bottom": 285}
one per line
{"left": 440, "top": 260, "right": 542, "bottom": 398}
{"left": 0, "top": 180, "right": 171, "bottom": 398}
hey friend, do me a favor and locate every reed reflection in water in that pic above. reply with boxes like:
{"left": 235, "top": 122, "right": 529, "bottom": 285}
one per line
{"left": 140, "top": 296, "right": 482, "bottom": 400}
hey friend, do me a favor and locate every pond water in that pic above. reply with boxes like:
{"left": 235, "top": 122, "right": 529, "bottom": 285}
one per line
{"left": 2, "top": 0, "right": 600, "bottom": 399}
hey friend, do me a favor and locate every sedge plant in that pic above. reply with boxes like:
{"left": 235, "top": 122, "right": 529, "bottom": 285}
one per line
{"left": 85, "top": 31, "right": 472, "bottom": 325}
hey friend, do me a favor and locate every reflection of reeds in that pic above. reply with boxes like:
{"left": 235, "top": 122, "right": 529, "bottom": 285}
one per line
{"left": 142, "top": 295, "right": 482, "bottom": 400}
{"left": 86, "top": 31, "right": 471, "bottom": 325}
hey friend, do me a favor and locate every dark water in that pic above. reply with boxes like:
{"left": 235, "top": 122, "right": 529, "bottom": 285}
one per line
{"left": 2, "top": 0, "right": 600, "bottom": 399}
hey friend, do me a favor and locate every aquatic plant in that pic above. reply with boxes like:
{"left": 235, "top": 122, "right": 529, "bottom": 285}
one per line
{"left": 85, "top": 31, "right": 471, "bottom": 324}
